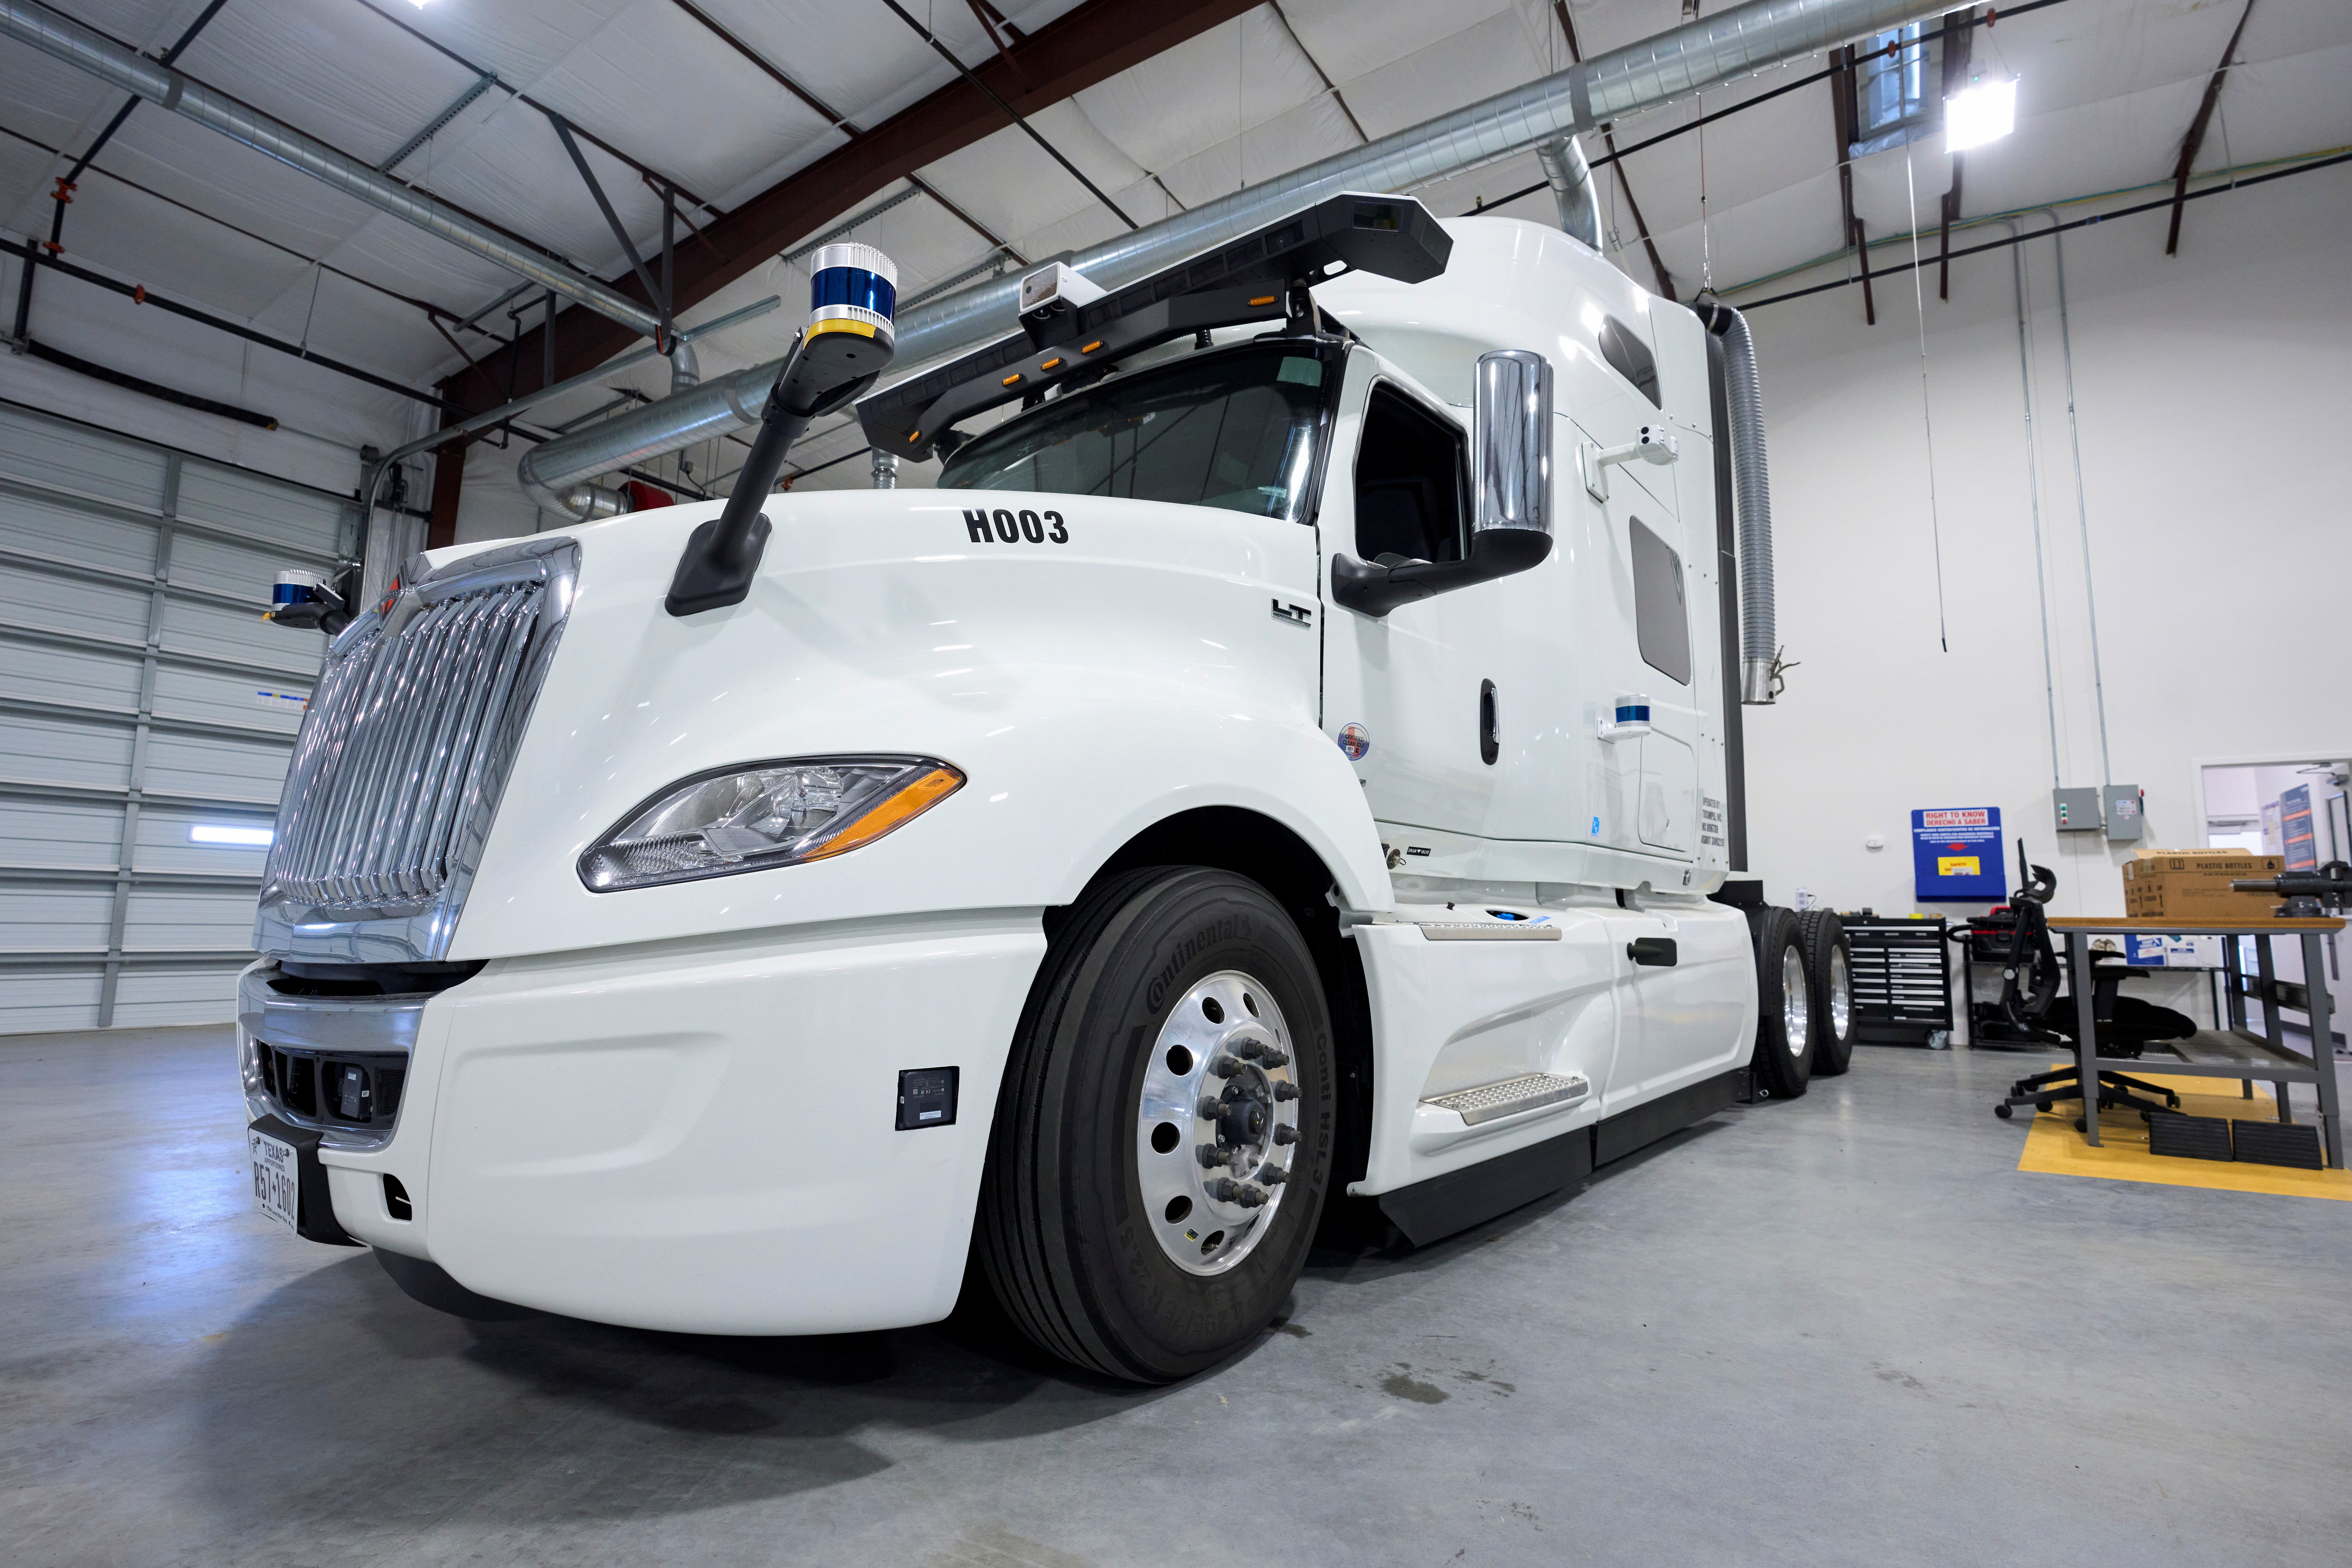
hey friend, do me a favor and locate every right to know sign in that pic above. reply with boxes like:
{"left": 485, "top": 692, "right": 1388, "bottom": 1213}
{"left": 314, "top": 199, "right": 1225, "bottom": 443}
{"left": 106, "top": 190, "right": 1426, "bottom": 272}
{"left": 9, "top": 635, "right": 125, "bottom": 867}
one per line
{"left": 1912, "top": 807, "right": 2007, "bottom": 903}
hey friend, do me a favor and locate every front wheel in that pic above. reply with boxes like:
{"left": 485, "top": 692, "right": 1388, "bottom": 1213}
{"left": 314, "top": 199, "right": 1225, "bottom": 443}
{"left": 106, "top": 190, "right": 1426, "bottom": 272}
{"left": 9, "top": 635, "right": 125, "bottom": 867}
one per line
{"left": 978, "top": 867, "right": 1336, "bottom": 1382}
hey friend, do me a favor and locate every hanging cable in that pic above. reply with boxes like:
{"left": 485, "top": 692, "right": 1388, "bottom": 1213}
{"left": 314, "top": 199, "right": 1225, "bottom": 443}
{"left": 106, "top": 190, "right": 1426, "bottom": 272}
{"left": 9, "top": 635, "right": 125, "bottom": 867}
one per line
{"left": 2001, "top": 216, "right": 2063, "bottom": 791}
{"left": 1901, "top": 146, "right": 1949, "bottom": 653}
{"left": 2033, "top": 207, "right": 2113, "bottom": 786}
{"left": 1696, "top": 94, "right": 1714, "bottom": 295}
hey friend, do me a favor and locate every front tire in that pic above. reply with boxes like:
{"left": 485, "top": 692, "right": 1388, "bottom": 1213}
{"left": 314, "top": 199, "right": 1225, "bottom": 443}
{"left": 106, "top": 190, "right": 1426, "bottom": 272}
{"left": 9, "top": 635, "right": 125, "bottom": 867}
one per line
{"left": 978, "top": 867, "right": 1336, "bottom": 1382}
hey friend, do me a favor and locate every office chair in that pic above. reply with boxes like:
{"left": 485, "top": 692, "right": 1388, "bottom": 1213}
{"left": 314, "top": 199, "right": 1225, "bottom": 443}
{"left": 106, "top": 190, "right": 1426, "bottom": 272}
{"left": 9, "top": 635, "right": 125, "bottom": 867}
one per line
{"left": 1987, "top": 840, "right": 2185, "bottom": 1128}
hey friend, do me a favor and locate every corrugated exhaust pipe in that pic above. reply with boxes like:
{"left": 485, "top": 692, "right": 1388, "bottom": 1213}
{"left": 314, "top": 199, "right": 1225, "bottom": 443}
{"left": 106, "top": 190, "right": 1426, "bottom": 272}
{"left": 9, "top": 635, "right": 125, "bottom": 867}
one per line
{"left": 520, "top": 0, "right": 1967, "bottom": 512}
{"left": 0, "top": 0, "right": 663, "bottom": 339}
{"left": 1696, "top": 304, "right": 1776, "bottom": 704}
{"left": 1535, "top": 136, "right": 1601, "bottom": 251}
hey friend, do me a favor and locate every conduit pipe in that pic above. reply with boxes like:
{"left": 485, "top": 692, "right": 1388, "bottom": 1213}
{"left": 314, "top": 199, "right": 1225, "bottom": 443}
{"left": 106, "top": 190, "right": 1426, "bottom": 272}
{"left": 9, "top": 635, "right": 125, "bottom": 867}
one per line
{"left": 521, "top": 0, "right": 1971, "bottom": 513}
{"left": 0, "top": 0, "right": 663, "bottom": 339}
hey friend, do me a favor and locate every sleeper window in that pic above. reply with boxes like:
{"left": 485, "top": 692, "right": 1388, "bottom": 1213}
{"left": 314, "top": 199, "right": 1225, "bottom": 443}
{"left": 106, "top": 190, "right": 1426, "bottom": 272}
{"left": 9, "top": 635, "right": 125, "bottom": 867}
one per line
{"left": 1353, "top": 386, "right": 1467, "bottom": 565}
{"left": 1630, "top": 517, "right": 1692, "bottom": 685}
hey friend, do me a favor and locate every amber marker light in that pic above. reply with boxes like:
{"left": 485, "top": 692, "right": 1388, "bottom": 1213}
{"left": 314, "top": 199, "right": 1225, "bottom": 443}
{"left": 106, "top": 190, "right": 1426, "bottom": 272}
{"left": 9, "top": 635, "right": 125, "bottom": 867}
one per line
{"left": 805, "top": 765, "right": 966, "bottom": 861}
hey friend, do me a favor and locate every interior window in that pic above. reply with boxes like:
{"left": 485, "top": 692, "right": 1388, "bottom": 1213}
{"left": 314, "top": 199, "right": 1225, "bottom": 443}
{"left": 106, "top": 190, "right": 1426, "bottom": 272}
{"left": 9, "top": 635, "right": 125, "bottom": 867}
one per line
{"left": 1630, "top": 517, "right": 1692, "bottom": 685}
{"left": 1599, "top": 317, "right": 1660, "bottom": 408}
{"left": 1353, "top": 386, "right": 1467, "bottom": 564}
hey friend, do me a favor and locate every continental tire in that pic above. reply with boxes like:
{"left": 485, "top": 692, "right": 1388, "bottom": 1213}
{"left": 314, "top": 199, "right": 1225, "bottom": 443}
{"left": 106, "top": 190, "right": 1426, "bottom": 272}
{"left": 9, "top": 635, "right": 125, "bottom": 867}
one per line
{"left": 1798, "top": 911, "right": 1856, "bottom": 1076}
{"left": 978, "top": 867, "right": 1336, "bottom": 1383}
{"left": 1750, "top": 906, "right": 1815, "bottom": 1098}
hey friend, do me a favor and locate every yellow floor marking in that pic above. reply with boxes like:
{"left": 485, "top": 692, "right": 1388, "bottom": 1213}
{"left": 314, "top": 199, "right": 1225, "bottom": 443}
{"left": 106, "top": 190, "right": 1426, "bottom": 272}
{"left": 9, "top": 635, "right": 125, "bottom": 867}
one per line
{"left": 2015, "top": 1067, "right": 2352, "bottom": 1200}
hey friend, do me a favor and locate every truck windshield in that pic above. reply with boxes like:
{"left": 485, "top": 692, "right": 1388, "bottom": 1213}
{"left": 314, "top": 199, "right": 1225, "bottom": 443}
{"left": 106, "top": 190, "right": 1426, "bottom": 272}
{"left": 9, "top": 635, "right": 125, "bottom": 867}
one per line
{"left": 937, "top": 343, "right": 1336, "bottom": 524}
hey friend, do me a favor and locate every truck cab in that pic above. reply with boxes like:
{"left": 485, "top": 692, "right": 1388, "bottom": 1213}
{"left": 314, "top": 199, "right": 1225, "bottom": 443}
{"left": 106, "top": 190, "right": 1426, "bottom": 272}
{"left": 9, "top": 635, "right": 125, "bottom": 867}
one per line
{"left": 241, "top": 200, "right": 1773, "bottom": 1383}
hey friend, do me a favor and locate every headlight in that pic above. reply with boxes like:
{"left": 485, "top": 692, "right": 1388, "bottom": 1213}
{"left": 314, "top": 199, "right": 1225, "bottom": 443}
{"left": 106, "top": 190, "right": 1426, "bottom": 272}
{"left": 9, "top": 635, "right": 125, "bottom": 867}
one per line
{"left": 579, "top": 755, "right": 963, "bottom": 892}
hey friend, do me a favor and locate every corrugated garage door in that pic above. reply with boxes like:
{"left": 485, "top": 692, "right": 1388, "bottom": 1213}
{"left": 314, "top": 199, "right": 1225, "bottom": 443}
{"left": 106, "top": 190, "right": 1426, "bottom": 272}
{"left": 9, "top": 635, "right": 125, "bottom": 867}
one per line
{"left": 0, "top": 401, "right": 355, "bottom": 1034}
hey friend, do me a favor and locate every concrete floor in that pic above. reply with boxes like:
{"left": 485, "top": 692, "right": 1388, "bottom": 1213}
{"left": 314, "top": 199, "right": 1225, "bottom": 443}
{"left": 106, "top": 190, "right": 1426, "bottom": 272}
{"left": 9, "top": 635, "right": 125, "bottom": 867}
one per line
{"left": 6, "top": 1027, "right": 2349, "bottom": 1568}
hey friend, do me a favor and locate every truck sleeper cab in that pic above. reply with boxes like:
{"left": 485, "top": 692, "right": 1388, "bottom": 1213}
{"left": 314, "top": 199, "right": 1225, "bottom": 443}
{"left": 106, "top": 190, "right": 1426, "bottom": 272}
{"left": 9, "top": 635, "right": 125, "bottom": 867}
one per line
{"left": 241, "top": 207, "right": 1767, "bottom": 1383}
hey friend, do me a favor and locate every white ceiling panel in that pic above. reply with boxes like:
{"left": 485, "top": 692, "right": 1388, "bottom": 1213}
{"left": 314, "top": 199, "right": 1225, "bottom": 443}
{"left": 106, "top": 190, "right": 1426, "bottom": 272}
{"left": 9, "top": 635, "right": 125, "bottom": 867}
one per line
{"left": 1155, "top": 91, "right": 1363, "bottom": 211}
{"left": 1281, "top": 0, "right": 1518, "bottom": 87}
{"left": 1074, "top": 9, "right": 1329, "bottom": 176}
{"left": 521, "top": 0, "right": 839, "bottom": 199}
{"left": 1339, "top": 8, "right": 1550, "bottom": 141}
{"left": 88, "top": 107, "right": 388, "bottom": 258}
{"left": 915, "top": 105, "right": 1147, "bottom": 258}
{"left": 172, "top": 2, "right": 481, "bottom": 172}
{"left": 375, "top": 0, "right": 645, "bottom": 91}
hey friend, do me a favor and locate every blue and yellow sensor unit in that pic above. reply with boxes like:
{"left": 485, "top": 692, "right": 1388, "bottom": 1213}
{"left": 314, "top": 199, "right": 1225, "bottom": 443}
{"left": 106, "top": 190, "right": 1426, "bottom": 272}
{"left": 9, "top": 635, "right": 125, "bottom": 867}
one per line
{"left": 808, "top": 241, "right": 896, "bottom": 349}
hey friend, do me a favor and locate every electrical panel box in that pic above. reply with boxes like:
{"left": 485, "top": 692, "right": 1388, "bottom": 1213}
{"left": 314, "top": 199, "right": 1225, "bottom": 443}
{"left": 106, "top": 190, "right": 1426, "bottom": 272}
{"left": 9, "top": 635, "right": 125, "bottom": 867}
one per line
{"left": 2053, "top": 787, "right": 2102, "bottom": 833}
{"left": 2103, "top": 784, "right": 2145, "bottom": 842}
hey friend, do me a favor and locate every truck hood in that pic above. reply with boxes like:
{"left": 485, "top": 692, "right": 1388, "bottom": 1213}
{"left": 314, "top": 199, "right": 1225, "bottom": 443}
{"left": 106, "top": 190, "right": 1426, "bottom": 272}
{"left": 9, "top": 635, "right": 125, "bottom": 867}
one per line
{"left": 417, "top": 488, "right": 1379, "bottom": 961}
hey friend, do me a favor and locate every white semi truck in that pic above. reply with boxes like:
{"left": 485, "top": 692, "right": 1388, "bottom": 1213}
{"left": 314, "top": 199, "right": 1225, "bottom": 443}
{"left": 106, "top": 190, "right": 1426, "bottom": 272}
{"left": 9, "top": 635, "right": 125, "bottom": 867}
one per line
{"left": 241, "top": 193, "right": 1849, "bottom": 1382}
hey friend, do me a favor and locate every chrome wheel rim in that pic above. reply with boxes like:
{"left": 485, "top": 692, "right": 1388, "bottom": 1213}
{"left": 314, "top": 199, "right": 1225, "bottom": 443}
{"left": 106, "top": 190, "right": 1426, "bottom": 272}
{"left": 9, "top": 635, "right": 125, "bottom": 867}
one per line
{"left": 1829, "top": 947, "right": 1852, "bottom": 1039}
{"left": 1781, "top": 946, "right": 1809, "bottom": 1055}
{"left": 1136, "top": 969, "right": 1300, "bottom": 1276}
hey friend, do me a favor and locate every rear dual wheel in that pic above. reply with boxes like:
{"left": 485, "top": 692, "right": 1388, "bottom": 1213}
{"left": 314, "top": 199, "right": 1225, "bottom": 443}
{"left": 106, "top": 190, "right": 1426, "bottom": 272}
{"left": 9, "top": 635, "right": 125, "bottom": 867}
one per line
{"left": 1797, "top": 910, "right": 1855, "bottom": 1076}
{"left": 978, "top": 867, "right": 1335, "bottom": 1383}
{"left": 1750, "top": 907, "right": 1815, "bottom": 1098}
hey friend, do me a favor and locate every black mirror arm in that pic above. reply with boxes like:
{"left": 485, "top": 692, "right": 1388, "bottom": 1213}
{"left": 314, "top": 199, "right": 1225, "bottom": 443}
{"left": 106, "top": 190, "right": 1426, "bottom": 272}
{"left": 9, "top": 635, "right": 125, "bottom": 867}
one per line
{"left": 665, "top": 330, "right": 889, "bottom": 617}
{"left": 1330, "top": 528, "right": 1551, "bottom": 618}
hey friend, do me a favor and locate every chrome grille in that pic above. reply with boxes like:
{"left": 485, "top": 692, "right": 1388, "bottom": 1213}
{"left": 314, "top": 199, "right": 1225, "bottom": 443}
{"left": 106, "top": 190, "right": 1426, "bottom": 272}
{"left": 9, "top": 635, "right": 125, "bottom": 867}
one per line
{"left": 258, "top": 537, "right": 577, "bottom": 959}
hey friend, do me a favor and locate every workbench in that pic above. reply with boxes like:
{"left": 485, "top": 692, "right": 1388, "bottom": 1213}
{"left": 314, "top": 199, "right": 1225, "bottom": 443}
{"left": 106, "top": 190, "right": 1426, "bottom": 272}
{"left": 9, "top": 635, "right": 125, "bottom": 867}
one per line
{"left": 2048, "top": 916, "right": 2345, "bottom": 1168}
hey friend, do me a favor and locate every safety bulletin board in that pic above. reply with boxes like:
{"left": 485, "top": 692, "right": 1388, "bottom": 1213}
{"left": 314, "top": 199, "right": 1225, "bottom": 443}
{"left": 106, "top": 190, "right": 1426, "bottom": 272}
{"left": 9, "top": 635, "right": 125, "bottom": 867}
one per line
{"left": 1912, "top": 807, "right": 2007, "bottom": 903}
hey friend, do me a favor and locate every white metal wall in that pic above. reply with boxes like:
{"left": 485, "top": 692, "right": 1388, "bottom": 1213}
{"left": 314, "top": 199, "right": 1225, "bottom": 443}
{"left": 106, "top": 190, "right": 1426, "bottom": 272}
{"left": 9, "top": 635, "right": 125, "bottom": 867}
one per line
{"left": 0, "top": 401, "right": 353, "bottom": 1033}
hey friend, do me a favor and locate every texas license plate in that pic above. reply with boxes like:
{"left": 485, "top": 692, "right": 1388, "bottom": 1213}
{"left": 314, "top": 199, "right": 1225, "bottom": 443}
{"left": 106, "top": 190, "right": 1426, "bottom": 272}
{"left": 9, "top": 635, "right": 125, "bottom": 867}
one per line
{"left": 250, "top": 1128, "right": 299, "bottom": 1231}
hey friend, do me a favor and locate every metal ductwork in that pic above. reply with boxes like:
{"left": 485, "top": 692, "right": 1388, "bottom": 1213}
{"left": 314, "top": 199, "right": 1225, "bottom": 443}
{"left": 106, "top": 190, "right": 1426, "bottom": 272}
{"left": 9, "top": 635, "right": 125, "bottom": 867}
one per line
{"left": 519, "top": 0, "right": 1968, "bottom": 513}
{"left": 1698, "top": 304, "right": 1777, "bottom": 705}
{"left": 0, "top": 0, "right": 663, "bottom": 339}
{"left": 1535, "top": 136, "right": 1601, "bottom": 251}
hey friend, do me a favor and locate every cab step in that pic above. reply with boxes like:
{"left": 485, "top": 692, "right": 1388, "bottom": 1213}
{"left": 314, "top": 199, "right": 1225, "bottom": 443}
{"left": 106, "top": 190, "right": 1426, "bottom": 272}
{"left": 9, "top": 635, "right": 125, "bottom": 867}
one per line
{"left": 1423, "top": 1071, "right": 1590, "bottom": 1126}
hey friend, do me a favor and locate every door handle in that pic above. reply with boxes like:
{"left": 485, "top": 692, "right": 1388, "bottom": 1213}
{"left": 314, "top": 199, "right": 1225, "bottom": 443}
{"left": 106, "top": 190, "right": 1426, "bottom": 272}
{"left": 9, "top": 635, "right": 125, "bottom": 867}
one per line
{"left": 1627, "top": 937, "right": 1678, "bottom": 967}
{"left": 1479, "top": 679, "right": 1498, "bottom": 766}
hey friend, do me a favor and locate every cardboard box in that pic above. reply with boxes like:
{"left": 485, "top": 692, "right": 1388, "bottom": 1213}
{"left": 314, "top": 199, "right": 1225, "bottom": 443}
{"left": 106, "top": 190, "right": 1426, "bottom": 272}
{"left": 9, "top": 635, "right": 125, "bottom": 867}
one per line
{"left": 2121, "top": 851, "right": 2284, "bottom": 920}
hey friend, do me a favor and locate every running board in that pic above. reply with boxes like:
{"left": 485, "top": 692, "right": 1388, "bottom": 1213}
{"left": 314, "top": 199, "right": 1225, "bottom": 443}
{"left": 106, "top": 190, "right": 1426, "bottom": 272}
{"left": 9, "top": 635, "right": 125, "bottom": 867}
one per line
{"left": 1423, "top": 1072, "right": 1589, "bottom": 1126}
{"left": 1377, "top": 1068, "right": 1742, "bottom": 1247}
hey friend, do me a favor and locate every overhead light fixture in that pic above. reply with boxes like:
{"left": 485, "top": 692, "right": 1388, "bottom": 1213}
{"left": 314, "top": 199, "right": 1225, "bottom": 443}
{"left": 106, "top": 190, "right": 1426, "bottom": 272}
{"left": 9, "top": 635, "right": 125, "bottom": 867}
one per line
{"left": 1944, "top": 77, "right": 2017, "bottom": 153}
{"left": 191, "top": 824, "right": 275, "bottom": 847}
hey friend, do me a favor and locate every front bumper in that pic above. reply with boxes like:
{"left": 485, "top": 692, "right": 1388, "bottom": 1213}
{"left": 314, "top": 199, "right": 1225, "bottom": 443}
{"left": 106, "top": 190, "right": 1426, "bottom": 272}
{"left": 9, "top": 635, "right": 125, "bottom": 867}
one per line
{"left": 242, "top": 914, "right": 1045, "bottom": 1334}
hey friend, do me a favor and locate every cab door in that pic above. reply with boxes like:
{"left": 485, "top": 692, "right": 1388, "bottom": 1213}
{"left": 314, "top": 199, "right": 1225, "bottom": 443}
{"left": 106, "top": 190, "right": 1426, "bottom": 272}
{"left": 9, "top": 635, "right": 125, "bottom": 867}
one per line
{"left": 1317, "top": 353, "right": 1501, "bottom": 843}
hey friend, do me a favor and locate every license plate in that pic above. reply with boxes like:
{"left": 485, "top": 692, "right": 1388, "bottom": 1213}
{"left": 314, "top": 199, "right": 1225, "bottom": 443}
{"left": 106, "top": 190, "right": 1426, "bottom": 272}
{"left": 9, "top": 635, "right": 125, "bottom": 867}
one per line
{"left": 250, "top": 1128, "right": 299, "bottom": 1231}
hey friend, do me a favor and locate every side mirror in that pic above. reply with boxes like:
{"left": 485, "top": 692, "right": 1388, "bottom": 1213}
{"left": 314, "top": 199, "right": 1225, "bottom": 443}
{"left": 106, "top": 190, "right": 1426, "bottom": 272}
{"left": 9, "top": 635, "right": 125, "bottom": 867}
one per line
{"left": 1333, "top": 349, "right": 1555, "bottom": 618}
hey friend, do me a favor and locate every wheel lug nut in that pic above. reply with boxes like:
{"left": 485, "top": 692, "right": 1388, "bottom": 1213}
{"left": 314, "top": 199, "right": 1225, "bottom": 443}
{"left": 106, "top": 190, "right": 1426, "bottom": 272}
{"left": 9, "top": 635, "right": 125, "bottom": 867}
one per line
{"left": 1231, "top": 1039, "right": 1264, "bottom": 1061}
{"left": 1198, "top": 1097, "right": 1224, "bottom": 1118}
{"left": 1196, "top": 1145, "right": 1228, "bottom": 1168}
{"left": 1260, "top": 1167, "right": 1288, "bottom": 1186}
{"left": 1272, "top": 1082, "right": 1299, "bottom": 1102}
{"left": 1259, "top": 1048, "right": 1289, "bottom": 1068}
{"left": 1273, "top": 1125, "right": 1300, "bottom": 1145}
